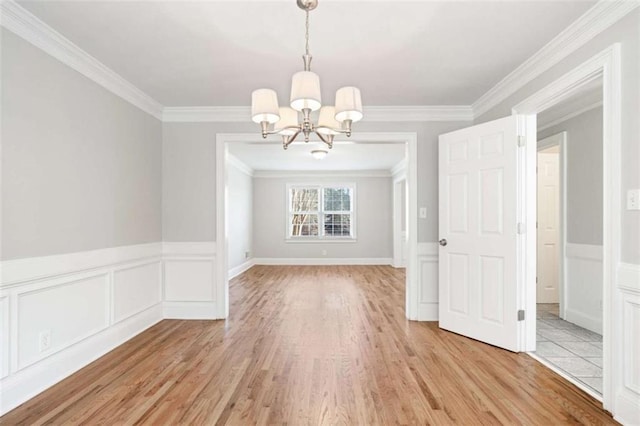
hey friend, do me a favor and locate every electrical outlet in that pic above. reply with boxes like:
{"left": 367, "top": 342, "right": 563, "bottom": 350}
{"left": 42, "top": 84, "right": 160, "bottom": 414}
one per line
{"left": 39, "top": 330, "right": 51, "bottom": 353}
{"left": 419, "top": 207, "right": 427, "bottom": 219}
{"left": 245, "top": 251, "right": 250, "bottom": 259}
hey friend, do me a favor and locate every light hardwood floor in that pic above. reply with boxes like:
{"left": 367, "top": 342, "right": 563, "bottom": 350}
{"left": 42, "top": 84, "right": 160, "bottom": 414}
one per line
{"left": 1, "top": 265, "right": 616, "bottom": 425}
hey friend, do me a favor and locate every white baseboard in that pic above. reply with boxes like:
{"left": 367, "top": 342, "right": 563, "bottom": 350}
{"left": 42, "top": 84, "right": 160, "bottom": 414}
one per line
{"left": 253, "top": 258, "right": 393, "bottom": 266}
{"left": 0, "top": 304, "right": 162, "bottom": 415}
{"left": 417, "top": 303, "right": 438, "bottom": 321}
{"left": 162, "top": 301, "right": 221, "bottom": 320}
{"left": 228, "top": 259, "right": 255, "bottom": 279}
{"left": 564, "top": 307, "right": 603, "bottom": 335}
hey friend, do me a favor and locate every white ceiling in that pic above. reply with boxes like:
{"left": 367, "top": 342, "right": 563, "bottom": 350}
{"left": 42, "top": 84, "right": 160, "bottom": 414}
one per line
{"left": 228, "top": 141, "right": 406, "bottom": 171}
{"left": 17, "top": 0, "right": 596, "bottom": 107}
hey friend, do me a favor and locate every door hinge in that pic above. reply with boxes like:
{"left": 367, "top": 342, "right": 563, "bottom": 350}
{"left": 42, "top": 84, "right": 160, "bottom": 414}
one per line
{"left": 518, "top": 310, "right": 525, "bottom": 321}
{"left": 517, "top": 136, "right": 526, "bottom": 147}
{"left": 517, "top": 222, "right": 525, "bottom": 234}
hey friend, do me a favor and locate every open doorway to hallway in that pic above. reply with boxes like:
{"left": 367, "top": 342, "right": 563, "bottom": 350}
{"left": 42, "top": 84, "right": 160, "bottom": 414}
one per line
{"left": 532, "top": 78, "right": 604, "bottom": 397}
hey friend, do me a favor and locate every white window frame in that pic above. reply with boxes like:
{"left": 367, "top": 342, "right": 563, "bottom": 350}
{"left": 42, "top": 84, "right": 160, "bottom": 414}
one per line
{"left": 286, "top": 183, "right": 356, "bottom": 241}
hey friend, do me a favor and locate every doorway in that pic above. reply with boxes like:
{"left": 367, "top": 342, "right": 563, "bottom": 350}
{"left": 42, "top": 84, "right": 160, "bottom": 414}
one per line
{"left": 532, "top": 81, "right": 605, "bottom": 397}
{"left": 216, "top": 132, "right": 419, "bottom": 320}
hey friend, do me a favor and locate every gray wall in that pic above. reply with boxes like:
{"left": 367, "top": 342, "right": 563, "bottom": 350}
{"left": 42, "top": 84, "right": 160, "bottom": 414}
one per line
{"left": 228, "top": 162, "right": 253, "bottom": 268}
{"left": 162, "top": 122, "right": 219, "bottom": 242}
{"left": 161, "top": 121, "right": 470, "bottom": 244}
{"left": 539, "top": 107, "right": 603, "bottom": 246}
{"left": 1, "top": 30, "right": 162, "bottom": 260}
{"left": 475, "top": 10, "right": 640, "bottom": 263}
{"left": 253, "top": 176, "right": 392, "bottom": 259}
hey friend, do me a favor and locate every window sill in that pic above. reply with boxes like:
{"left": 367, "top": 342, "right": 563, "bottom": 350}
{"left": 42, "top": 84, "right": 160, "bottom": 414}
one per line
{"left": 285, "top": 238, "right": 357, "bottom": 244}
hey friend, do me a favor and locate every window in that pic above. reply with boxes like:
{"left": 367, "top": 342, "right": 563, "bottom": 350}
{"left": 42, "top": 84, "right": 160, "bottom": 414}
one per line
{"left": 287, "top": 184, "right": 355, "bottom": 239}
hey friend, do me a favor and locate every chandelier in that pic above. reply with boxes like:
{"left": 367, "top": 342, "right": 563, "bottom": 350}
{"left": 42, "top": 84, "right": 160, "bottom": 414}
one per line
{"left": 250, "top": 0, "right": 363, "bottom": 150}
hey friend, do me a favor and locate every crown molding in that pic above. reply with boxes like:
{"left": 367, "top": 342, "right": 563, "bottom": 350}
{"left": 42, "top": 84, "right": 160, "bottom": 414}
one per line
{"left": 252, "top": 170, "right": 391, "bottom": 179}
{"left": 472, "top": 0, "right": 639, "bottom": 119}
{"left": 0, "top": 0, "right": 164, "bottom": 120}
{"left": 162, "top": 105, "right": 474, "bottom": 123}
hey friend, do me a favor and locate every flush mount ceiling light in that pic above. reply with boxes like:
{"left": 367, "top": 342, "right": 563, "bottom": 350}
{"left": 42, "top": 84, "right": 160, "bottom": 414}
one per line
{"left": 251, "top": 0, "right": 363, "bottom": 151}
{"left": 311, "top": 149, "right": 328, "bottom": 160}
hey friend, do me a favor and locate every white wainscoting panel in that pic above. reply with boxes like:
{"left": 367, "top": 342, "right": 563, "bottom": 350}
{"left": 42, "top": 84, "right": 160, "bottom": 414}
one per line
{"left": 565, "top": 243, "right": 603, "bottom": 334}
{"left": 164, "top": 261, "right": 215, "bottom": 301}
{"left": 17, "top": 273, "right": 110, "bottom": 370}
{"left": 417, "top": 243, "right": 439, "bottom": 321}
{"left": 0, "top": 296, "right": 9, "bottom": 379}
{"left": 113, "top": 262, "right": 162, "bottom": 324}
{"left": 162, "top": 242, "right": 218, "bottom": 320}
{"left": 0, "top": 243, "right": 164, "bottom": 416}
{"left": 615, "top": 263, "right": 640, "bottom": 425}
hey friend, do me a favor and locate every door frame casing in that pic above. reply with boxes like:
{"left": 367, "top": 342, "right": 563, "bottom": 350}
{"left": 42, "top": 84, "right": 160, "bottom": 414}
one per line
{"left": 215, "top": 132, "right": 419, "bottom": 320}
{"left": 537, "top": 132, "right": 567, "bottom": 316}
{"left": 392, "top": 175, "right": 407, "bottom": 268}
{"left": 513, "top": 44, "right": 620, "bottom": 411}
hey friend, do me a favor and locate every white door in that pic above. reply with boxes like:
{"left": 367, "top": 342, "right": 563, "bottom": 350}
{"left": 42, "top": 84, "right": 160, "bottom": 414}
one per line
{"left": 439, "top": 116, "right": 519, "bottom": 352}
{"left": 537, "top": 150, "right": 560, "bottom": 303}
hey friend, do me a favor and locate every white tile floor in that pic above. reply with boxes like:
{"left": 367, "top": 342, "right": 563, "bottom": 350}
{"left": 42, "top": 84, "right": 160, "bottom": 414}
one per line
{"left": 535, "top": 304, "right": 603, "bottom": 395}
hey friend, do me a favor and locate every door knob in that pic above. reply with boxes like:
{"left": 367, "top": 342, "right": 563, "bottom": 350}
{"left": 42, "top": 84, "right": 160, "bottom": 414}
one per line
{"left": 439, "top": 239, "right": 448, "bottom": 247}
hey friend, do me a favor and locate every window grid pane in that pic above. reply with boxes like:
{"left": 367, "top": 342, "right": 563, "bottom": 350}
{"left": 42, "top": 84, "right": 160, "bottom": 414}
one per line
{"left": 323, "top": 214, "right": 351, "bottom": 237}
{"left": 290, "top": 188, "right": 319, "bottom": 212}
{"left": 290, "top": 214, "right": 319, "bottom": 236}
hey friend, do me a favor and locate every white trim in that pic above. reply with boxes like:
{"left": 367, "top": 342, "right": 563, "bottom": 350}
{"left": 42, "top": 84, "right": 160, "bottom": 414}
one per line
{"left": 217, "top": 132, "right": 419, "bottom": 321}
{"left": 391, "top": 159, "right": 407, "bottom": 178}
{"left": 564, "top": 307, "right": 602, "bottom": 336}
{"left": 161, "top": 242, "right": 216, "bottom": 257}
{"left": 566, "top": 243, "right": 603, "bottom": 261}
{"left": 253, "top": 258, "right": 392, "bottom": 266}
{"left": 527, "top": 352, "right": 602, "bottom": 402}
{"left": 252, "top": 170, "right": 391, "bottom": 179}
{"left": 162, "top": 301, "right": 219, "bottom": 320}
{"left": 416, "top": 243, "right": 438, "bottom": 320}
{"left": 227, "top": 154, "right": 254, "bottom": 177}
{"left": 284, "top": 239, "right": 357, "bottom": 244}
{"left": 0, "top": 300, "right": 162, "bottom": 415}
{"left": 0, "top": 243, "right": 162, "bottom": 288}
{"left": 228, "top": 259, "right": 254, "bottom": 279}
{"left": 538, "top": 101, "right": 603, "bottom": 132}
{"left": 617, "top": 263, "right": 640, "bottom": 293}
{"left": 163, "top": 105, "right": 473, "bottom": 123}
{"left": 0, "top": 0, "right": 163, "bottom": 120}
{"left": 473, "top": 0, "right": 638, "bottom": 118}
{"left": 514, "top": 43, "right": 621, "bottom": 413}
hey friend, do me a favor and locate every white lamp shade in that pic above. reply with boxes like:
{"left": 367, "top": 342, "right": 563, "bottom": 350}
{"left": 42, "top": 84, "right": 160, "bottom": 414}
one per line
{"left": 335, "top": 86, "right": 363, "bottom": 123}
{"left": 251, "top": 89, "right": 280, "bottom": 124}
{"left": 274, "top": 107, "right": 299, "bottom": 135}
{"left": 317, "top": 106, "right": 341, "bottom": 135}
{"left": 290, "top": 71, "right": 322, "bottom": 112}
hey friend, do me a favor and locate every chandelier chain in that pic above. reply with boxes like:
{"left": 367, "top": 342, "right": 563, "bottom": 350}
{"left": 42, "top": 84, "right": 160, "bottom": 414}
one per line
{"left": 305, "top": 10, "right": 310, "bottom": 56}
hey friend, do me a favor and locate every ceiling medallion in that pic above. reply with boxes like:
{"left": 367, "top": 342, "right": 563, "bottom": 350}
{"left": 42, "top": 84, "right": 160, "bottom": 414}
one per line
{"left": 250, "top": 0, "right": 363, "bottom": 151}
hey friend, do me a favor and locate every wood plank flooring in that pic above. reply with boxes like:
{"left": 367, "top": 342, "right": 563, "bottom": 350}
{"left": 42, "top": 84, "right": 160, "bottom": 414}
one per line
{"left": 1, "top": 265, "right": 616, "bottom": 425}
